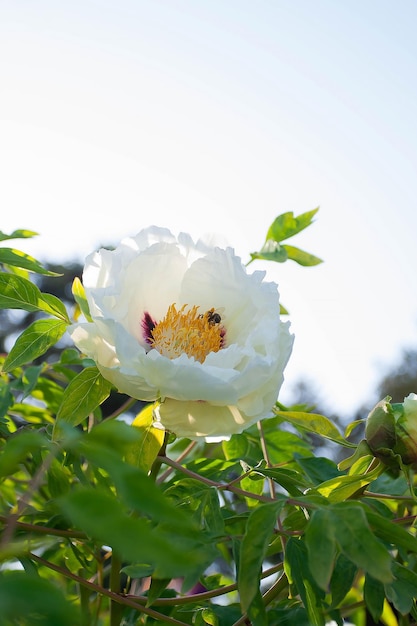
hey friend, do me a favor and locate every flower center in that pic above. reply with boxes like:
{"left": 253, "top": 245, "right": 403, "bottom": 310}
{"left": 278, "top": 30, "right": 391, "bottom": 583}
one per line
{"left": 150, "top": 304, "right": 224, "bottom": 362}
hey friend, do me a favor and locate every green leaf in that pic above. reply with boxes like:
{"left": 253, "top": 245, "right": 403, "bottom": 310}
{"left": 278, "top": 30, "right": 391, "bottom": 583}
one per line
{"left": 120, "top": 564, "right": 154, "bottom": 578}
{"left": 261, "top": 427, "right": 313, "bottom": 464}
{"left": 39, "top": 292, "right": 70, "bottom": 322}
{"left": 201, "top": 487, "right": 225, "bottom": 536}
{"left": 282, "top": 244, "right": 323, "bottom": 266}
{"left": 146, "top": 577, "right": 171, "bottom": 607}
{"left": 47, "top": 458, "right": 72, "bottom": 498}
{"left": 0, "top": 430, "right": 46, "bottom": 477}
{"left": 76, "top": 421, "right": 199, "bottom": 533}
{"left": 0, "top": 272, "right": 45, "bottom": 311}
{"left": 58, "top": 486, "right": 204, "bottom": 577}
{"left": 364, "top": 574, "right": 385, "bottom": 623}
{"left": 266, "top": 208, "right": 319, "bottom": 243}
{"left": 256, "top": 467, "right": 306, "bottom": 496}
{"left": 127, "top": 404, "right": 165, "bottom": 472}
{"left": 0, "top": 247, "right": 60, "bottom": 275}
{"left": 330, "top": 503, "right": 393, "bottom": 583}
{"left": 315, "top": 462, "right": 384, "bottom": 503}
{"left": 329, "top": 553, "right": 357, "bottom": 608}
{"left": 0, "top": 229, "right": 38, "bottom": 242}
{"left": 250, "top": 243, "right": 289, "bottom": 264}
{"left": 274, "top": 410, "right": 354, "bottom": 447}
{"left": 366, "top": 509, "right": 417, "bottom": 554}
{"left": 72, "top": 276, "right": 92, "bottom": 321}
{"left": 238, "top": 500, "right": 285, "bottom": 613}
{"left": 296, "top": 456, "right": 343, "bottom": 486}
{"left": 2, "top": 319, "right": 67, "bottom": 371}
{"left": 8, "top": 402, "right": 52, "bottom": 423}
{"left": 284, "top": 538, "right": 326, "bottom": 626}
{"left": 53, "top": 366, "right": 112, "bottom": 438}
{"left": 385, "top": 562, "right": 417, "bottom": 615}
{"left": 0, "top": 571, "right": 79, "bottom": 626}
{"left": 305, "top": 508, "right": 337, "bottom": 590}
{"left": 246, "top": 588, "right": 268, "bottom": 626}
{"left": 0, "top": 379, "right": 13, "bottom": 419}
{"left": 20, "top": 364, "right": 43, "bottom": 398}
{"left": 337, "top": 439, "right": 372, "bottom": 471}
{"left": 222, "top": 433, "right": 251, "bottom": 461}
{"left": 267, "top": 605, "right": 311, "bottom": 626}
{"left": 0, "top": 272, "right": 69, "bottom": 321}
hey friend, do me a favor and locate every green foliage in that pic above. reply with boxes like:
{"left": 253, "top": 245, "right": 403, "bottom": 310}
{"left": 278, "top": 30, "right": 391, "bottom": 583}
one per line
{"left": 2, "top": 212, "right": 417, "bottom": 625}
{"left": 249, "top": 208, "right": 323, "bottom": 266}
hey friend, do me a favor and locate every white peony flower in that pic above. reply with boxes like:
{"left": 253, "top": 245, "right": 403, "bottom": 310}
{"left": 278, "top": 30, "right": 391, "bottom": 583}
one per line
{"left": 70, "top": 226, "right": 294, "bottom": 439}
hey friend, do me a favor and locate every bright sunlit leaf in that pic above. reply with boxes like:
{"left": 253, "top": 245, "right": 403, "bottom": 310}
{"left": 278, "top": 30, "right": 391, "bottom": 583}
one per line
{"left": 274, "top": 409, "right": 355, "bottom": 447}
{"left": 0, "top": 248, "right": 60, "bottom": 275}
{"left": 265, "top": 208, "right": 319, "bottom": 243}
{"left": 2, "top": 319, "right": 67, "bottom": 372}
{"left": 53, "top": 366, "right": 112, "bottom": 438}
{"left": 0, "top": 272, "right": 69, "bottom": 321}
{"left": 71, "top": 276, "right": 92, "bottom": 321}
{"left": 0, "top": 229, "right": 38, "bottom": 242}
{"left": 127, "top": 403, "right": 165, "bottom": 473}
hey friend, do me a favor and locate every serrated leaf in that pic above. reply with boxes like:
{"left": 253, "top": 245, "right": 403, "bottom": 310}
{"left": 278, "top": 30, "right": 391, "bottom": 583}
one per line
{"left": 128, "top": 404, "right": 165, "bottom": 472}
{"left": 71, "top": 277, "right": 92, "bottom": 321}
{"left": 53, "top": 367, "right": 112, "bottom": 438}
{"left": 274, "top": 409, "right": 354, "bottom": 447}
{"left": 266, "top": 208, "right": 319, "bottom": 242}
{"left": 2, "top": 319, "right": 67, "bottom": 371}
{"left": 282, "top": 244, "right": 323, "bottom": 266}
{"left": 238, "top": 500, "right": 285, "bottom": 612}
{"left": 0, "top": 248, "right": 60, "bottom": 275}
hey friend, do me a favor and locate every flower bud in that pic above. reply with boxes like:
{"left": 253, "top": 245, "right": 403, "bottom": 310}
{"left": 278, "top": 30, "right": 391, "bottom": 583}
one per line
{"left": 365, "top": 397, "right": 397, "bottom": 466}
{"left": 365, "top": 393, "right": 417, "bottom": 468}
{"left": 393, "top": 393, "right": 417, "bottom": 466}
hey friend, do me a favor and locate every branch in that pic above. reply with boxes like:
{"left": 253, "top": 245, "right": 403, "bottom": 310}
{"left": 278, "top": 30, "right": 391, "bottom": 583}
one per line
{"left": 158, "top": 454, "right": 274, "bottom": 503}
{"left": 28, "top": 552, "right": 191, "bottom": 626}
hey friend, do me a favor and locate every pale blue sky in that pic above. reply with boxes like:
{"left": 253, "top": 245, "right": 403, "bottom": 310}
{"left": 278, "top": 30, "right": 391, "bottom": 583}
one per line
{"left": 1, "top": 1, "right": 417, "bottom": 417}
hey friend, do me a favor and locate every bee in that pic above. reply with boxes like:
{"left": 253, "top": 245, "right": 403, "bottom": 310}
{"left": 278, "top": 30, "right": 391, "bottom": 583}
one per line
{"left": 205, "top": 308, "right": 222, "bottom": 326}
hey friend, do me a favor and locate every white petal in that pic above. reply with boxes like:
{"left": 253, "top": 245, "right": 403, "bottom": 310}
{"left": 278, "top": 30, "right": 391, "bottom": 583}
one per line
{"left": 157, "top": 399, "right": 250, "bottom": 439}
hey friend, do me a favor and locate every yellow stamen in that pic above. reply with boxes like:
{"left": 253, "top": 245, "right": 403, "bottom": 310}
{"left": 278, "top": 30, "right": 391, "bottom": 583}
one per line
{"left": 151, "top": 304, "right": 223, "bottom": 362}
